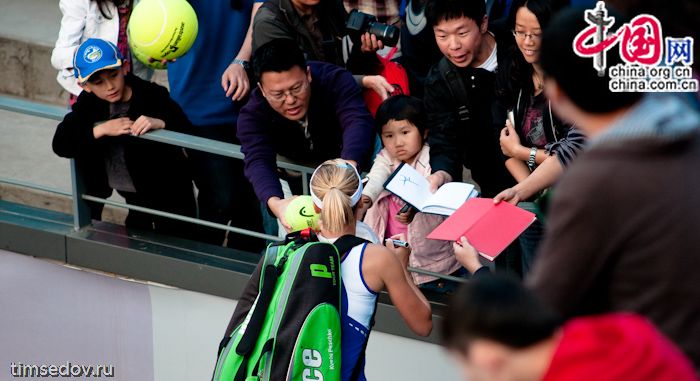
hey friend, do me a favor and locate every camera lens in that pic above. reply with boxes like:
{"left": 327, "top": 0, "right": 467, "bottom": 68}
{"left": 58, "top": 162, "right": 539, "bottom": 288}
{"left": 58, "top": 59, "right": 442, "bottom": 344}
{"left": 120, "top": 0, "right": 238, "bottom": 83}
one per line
{"left": 368, "top": 22, "right": 399, "bottom": 47}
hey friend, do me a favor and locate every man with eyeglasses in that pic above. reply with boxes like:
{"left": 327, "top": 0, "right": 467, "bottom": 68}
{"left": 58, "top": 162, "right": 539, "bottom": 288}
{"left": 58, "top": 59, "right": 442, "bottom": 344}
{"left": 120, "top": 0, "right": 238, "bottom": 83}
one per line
{"left": 237, "top": 39, "right": 375, "bottom": 231}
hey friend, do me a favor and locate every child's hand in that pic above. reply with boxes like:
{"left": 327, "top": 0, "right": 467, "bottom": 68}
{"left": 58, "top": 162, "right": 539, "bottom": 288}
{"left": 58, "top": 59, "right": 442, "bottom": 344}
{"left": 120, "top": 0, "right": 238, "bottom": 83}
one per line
{"left": 452, "top": 236, "right": 483, "bottom": 274}
{"left": 354, "top": 194, "right": 372, "bottom": 221}
{"left": 395, "top": 205, "right": 416, "bottom": 225}
{"left": 94, "top": 117, "right": 132, "bottom": 138}
{"left": 384, "top": 233, "right": 410, "bottom": 267}
{"left": 131, "top": 116, "right": 165, "bottom": 136}
{"left": 500, "top": 120, "right": 523, "bottom": 159}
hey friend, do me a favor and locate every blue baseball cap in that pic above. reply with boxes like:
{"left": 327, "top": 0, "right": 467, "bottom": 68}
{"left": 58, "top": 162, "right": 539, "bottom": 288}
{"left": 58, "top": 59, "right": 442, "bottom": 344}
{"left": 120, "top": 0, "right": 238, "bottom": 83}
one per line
{"left": 73, "top": 38, "right": 123, "bottom": 84}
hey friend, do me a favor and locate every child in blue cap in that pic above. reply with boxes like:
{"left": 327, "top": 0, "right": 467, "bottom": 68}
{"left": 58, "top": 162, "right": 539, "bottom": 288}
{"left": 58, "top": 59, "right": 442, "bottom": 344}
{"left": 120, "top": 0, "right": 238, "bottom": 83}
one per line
{"left": 52, "top": 38, "right": 198, "bottom": 239}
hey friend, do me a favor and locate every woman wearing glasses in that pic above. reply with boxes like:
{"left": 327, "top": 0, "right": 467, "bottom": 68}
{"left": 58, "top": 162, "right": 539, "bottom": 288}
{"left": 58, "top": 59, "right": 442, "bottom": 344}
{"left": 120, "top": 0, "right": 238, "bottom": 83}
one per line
{"left": 495, "top": 0, "right": 586, "bottom": 274}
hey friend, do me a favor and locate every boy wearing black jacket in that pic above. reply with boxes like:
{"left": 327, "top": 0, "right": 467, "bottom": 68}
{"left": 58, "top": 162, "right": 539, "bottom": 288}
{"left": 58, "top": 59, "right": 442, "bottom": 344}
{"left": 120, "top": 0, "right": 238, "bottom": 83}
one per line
{"left": 53, "top": 38, "right": 196, "bottom": 239}
{"left": 423, "top": 0, "right": 515, "bottom": 198}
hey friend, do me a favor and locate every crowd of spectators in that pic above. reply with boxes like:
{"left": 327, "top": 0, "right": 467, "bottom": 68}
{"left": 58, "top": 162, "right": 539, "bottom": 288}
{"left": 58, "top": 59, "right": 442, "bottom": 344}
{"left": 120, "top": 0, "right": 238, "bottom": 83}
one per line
{"left": 50, "top": 0, "right": 700, "bottom": 379}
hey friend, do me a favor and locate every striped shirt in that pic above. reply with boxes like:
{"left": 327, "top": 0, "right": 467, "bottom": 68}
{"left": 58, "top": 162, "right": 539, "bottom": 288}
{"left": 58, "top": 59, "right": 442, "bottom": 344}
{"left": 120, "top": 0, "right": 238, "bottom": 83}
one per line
{"left": 545, "top": 127, "right": 587, "bottom": 168}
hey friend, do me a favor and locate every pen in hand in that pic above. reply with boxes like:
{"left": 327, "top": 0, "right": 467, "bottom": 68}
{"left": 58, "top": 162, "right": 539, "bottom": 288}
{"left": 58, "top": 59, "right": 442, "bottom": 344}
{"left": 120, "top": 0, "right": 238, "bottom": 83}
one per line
{"left": 387, "top": 239, "right": 410, "bottom": 248}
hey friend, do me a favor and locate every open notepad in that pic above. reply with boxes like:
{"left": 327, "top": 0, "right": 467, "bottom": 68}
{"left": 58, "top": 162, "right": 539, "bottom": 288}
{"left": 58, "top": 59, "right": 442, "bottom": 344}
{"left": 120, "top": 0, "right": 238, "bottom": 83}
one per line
{"left": 427, "top": 198, "right": 536, "bottom": 260}
{"left": 383, "top": 163, "right": 478, "bottom": 216}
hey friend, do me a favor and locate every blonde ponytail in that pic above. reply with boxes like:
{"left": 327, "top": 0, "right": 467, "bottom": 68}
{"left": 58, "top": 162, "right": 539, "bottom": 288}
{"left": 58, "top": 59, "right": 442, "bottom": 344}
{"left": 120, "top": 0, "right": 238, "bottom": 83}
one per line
{"left": 310, "top": 159, "right": 360, "bottom": 235}
{"left": 320, "top": 187, "right": 353, "bottom": 234}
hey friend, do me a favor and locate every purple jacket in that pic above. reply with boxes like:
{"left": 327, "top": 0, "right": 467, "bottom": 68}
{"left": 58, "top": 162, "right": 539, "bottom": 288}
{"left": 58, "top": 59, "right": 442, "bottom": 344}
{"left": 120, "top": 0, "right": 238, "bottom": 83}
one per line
{"left": 237, "top": 61, "right": 375, "bottom": 203}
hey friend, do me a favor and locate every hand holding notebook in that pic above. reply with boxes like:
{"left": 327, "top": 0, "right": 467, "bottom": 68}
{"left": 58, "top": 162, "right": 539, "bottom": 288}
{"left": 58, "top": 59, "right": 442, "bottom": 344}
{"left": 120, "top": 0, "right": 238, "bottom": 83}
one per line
{"left": 427, "top": 198, "right": 536, "bottom": 260}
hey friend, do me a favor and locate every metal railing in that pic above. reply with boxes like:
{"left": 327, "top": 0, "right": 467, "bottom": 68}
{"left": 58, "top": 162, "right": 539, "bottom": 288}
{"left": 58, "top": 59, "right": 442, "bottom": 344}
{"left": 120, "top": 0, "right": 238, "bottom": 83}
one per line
{"left": 0, "top": 177, "right": 72, "bottom": 197}
{"left": 65, "top": 128, "right": 313, "bottom": 243}
{"left": 0, "top": 95, "right": 466, "bottom": 283}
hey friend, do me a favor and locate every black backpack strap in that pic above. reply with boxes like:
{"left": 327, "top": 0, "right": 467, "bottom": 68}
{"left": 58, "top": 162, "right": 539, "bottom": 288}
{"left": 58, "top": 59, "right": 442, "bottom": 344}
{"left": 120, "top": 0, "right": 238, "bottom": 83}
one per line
{"left": 235, "top": 249, "right": 280, "bottom": 356}
{"left": 438, "top": 59, "right": 472, "bottom": 122}
{"left": 248, "top": 338, "right": 275, "bottom": 380}
{"left": 333, "top": 235, "right": 370, "bottom": 259}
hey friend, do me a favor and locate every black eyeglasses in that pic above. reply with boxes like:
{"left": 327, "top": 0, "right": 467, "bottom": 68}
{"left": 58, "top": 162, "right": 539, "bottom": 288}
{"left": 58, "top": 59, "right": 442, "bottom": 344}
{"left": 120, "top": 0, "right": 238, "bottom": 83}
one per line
{"left": 512, "top": 30, "right": 542, "bottom": 41}
{"left": 261, "top": 81, "right": 310, "bottom": 104}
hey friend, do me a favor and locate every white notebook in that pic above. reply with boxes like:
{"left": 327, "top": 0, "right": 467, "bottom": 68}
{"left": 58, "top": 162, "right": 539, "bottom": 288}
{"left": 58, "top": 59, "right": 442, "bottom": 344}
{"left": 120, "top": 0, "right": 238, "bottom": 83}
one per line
{"left": 383, "top": 163, "right": 478, "bottom": 216}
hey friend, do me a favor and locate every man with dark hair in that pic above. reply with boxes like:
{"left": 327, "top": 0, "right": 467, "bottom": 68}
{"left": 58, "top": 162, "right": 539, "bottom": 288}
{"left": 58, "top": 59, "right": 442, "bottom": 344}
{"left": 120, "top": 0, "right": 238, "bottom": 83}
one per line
{"left": 528, "top": 6, "right": 700, "bottom": 370}
{"left": 422, "top": 0, "right": 515, "bottom": 198}
{"left": 452, "top": 5, "right": 700, "bottom": 370}
{"left": 443, "top": 276, "right": 697, "bottom": 381}
{"left": 237, "top": 39, "right": 375, "bottom": 230}
{"left": 421, "top": 0, "right": 522, "bottom": 275}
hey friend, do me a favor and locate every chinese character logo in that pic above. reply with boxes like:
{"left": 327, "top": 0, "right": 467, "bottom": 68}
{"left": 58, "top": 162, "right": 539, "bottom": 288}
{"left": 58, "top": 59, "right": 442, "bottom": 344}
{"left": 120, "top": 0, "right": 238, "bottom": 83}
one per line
{"left": 572, "top": 2, "right": 697, "bottom": 93}
{"left": 573, "top": 2, "right": 616, "bottom": 76}
{"left": 573, "top": 1, "right": 663, "bottom": 75}
{"left": 666, "top": 37, "right": 693, "bottom": 66}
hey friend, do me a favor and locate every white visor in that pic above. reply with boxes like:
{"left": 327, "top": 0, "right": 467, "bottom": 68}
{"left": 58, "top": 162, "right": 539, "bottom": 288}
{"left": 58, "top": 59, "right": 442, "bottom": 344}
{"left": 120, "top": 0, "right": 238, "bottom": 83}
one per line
{"left": 309, "top": 161, "right": 363, "bottom": 209}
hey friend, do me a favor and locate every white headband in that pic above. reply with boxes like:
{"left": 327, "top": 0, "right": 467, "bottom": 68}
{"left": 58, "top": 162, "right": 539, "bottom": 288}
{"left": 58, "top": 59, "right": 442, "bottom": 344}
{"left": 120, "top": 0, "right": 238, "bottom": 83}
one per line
{"left": 309, "top": 161, "right": 363, "bottom": 209}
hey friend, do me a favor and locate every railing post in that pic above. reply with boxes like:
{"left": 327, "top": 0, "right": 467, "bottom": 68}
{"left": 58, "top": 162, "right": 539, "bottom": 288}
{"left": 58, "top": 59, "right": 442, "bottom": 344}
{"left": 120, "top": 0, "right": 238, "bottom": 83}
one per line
{"left": 302, "top": 172, "right": 309, "bottom": 195}
{"left": 70, "top": 159, "right": 91, "bottom": 231}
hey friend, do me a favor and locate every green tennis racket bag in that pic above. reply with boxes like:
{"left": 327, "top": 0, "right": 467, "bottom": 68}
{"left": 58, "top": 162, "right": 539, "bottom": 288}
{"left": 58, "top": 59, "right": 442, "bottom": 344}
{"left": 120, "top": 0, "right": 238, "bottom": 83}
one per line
{"left": 213, "top": 229, "right": 346, "bottom": 381}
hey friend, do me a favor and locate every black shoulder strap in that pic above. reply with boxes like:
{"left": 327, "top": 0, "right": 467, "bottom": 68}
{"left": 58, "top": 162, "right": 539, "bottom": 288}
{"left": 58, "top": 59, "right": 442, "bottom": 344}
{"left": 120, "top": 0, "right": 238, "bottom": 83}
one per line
{"left": 235, "top": 247, "right": 280, "bottom": 357}
{"left": 438, "top": 58, "right": 472, "bottom": 122}
{"left": 333, "top": 235, "right": 369, "bottom": 259}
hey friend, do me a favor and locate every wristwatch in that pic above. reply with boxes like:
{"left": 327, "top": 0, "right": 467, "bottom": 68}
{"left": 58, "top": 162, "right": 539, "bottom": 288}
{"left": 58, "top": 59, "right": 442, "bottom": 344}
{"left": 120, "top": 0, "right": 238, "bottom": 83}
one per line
{"left": 527, "top": 147, "right": 537, "bottom": 171}
{"left": 232, "top": 58, "right": 249, "bottom": 69}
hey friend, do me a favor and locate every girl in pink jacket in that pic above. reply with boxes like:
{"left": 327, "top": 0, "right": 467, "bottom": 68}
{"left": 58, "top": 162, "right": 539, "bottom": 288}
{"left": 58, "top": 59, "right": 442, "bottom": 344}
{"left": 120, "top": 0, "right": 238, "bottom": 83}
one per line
{"left": 357, "top": 95, "right": 465, "bottom": 292}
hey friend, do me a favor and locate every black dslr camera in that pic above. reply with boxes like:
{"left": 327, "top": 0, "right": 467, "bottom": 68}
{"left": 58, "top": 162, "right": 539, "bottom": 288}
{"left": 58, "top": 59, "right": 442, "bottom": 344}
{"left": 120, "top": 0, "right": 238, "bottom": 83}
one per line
{"left": 346, "top": 10, "right": 400, "bottom": 47}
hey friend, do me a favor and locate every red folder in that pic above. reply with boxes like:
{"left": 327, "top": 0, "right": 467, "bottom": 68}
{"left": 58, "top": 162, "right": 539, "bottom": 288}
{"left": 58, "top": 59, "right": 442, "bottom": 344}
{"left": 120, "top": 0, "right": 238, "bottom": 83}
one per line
{"left": 427, "top": 198, "right": 536, "bottom": 260}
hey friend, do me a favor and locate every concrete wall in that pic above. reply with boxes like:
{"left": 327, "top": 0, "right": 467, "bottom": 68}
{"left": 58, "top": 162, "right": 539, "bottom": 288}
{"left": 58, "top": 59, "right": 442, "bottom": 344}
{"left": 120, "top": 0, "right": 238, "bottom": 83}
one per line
{"left": 0, "top": 249, "right": 463, "bottom": 380}
{"left": 0, "top": 0, "right": 169, "bottom": 105}
{"left": 0, "top": 37, "right": 67, "bottom": 105}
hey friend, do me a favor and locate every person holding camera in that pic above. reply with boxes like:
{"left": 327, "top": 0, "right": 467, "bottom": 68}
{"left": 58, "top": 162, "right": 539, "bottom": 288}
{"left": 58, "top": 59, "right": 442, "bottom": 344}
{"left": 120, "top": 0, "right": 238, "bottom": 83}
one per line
{"left": 251, "top": 0, "right": 398, "bottom": 99}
